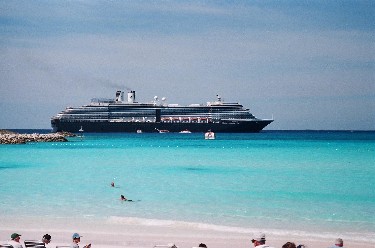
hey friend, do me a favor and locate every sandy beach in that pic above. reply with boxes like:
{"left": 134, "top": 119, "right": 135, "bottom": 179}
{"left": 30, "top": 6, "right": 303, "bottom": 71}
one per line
{"left": 0, "top": 216, "right": 373, "bottom": 248}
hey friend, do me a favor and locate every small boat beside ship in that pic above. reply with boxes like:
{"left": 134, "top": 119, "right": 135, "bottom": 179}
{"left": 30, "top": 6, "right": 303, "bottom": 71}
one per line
{"left": 51, "top": 90, "right": 273, "bottom": 133}
{"left": 205, "top": 131, "right": 215, "bottom": 140}
{"left": 179, "top": 130, "right": 192, "bottom": 134}
{"left": 156, "top": 129, "right": 170, "bottom": 133}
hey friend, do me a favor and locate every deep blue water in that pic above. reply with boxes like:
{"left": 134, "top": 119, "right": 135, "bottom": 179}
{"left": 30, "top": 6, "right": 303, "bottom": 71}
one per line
{"left": 1, "top": 130, "right": 374, "bottom": 241}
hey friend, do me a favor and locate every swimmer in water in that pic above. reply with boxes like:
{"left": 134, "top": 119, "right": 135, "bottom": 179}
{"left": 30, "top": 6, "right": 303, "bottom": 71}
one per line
{"left": 120, "top": 195, "right": 133, "bottom": 202}
{"left": 111, "top": 182, "right": 115, "bottom": 187}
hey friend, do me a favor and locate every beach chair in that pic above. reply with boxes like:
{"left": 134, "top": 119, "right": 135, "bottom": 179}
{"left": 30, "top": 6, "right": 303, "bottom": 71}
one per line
{"left": 24, "top": 240, "right": 45, "bottom": 247}
{"left": 153, "top": 244, "right": 178, "bottom": 248}
{"left": 0, "top": 245, "right": 13, "bottom": 248}
{"left": 55, "top": 246, "right": 70, "bottom": 248}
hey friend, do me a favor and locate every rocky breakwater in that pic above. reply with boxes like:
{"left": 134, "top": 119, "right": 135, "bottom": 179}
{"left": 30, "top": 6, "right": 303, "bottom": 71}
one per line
{"left": 0, "top": 130, "right": 75, "bottom": 144}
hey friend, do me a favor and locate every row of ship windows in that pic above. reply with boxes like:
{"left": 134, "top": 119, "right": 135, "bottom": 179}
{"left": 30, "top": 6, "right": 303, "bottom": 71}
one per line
{"left": 68, "top": 108, "right": 247, "bottom": 114}
{"left": 60, "top": 112, "right": 252, "bottom": 117}
{"left": 59, "top": 119, "right": 224, "bottom": 123}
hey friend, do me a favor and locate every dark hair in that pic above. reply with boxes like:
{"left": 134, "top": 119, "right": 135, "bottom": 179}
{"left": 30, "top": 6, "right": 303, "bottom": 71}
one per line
{"left": 43, "top": 234, "right": 51, "bottom": 240}
{"left": 282, "top": 242, "right": 296, "bottom": 248}
{"left": 198, "top": 243, "right": 207, "bottom": 247}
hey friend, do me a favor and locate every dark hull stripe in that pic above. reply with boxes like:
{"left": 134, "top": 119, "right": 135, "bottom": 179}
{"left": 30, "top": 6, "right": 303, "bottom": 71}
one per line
{"left": 52, "top": 120, "right": 273, "bottom": 133}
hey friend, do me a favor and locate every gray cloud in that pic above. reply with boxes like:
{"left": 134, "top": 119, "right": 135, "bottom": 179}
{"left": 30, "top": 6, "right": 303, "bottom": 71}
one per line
{"left": 0, "top": 1, "right": 374, "bottom": 129}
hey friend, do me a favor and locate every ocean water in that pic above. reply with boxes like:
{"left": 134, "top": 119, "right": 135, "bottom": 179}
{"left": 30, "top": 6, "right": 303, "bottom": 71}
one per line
{"left": 1, "top": 131, "right": 374, "bottom": 241}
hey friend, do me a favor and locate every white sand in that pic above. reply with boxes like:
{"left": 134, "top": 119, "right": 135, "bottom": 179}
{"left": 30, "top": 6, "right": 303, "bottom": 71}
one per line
{"left": 0, "top": 216, "right": 373, "bottom": 248}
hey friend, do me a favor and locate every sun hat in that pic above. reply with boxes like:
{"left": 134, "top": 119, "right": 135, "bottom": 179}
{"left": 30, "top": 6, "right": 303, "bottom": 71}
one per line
{"left": 251, "top": 232, "right": 266, "bottom": 243}
{"left": 72, "top": 233, "right": 82, "bottom": 239}
{"left": 11, "top": 233, "right": 21, "bottom": 239}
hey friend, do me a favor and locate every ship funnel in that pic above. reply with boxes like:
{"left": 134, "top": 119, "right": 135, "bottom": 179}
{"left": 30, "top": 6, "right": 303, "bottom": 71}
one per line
{"left": 128, "top": 91, "right": 135, "bottom": 103}
{"left": 115, "top": 91, "right": 122, "bottom": 102}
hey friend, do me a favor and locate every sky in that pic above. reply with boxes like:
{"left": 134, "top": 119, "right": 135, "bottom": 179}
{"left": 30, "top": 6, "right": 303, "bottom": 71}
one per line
{"left": 0, "top": 0, "right": 374, "bottom": 130}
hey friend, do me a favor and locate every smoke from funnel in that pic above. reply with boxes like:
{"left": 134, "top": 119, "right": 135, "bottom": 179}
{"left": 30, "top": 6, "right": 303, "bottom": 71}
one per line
{"left": 108, "top": 82, "right": 132, "bottom": 91}
{"left": 101, "top": 79, "right": 132, "bottom": 91}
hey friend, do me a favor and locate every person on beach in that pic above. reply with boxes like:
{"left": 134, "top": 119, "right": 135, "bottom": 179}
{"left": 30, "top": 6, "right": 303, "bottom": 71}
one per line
{"left": 8, "top": 233, "right": 24, "bottom": 248}
{"left": 282, "top": 242, "right": 296, "bottom": 248}
{"left": 328, "top": 238, "right": 344, "bottom": 248}
{"left": 70, "top": 233, "right": 91, "bottom": 248}
{"left": 251, "top": 233, "right": 275, "bottom": 248}
{"left": 42, "top": 234, "right": 52, "bottom": 248}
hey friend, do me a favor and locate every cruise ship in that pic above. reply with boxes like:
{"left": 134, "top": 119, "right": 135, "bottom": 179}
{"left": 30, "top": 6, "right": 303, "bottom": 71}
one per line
{"left": 51, "top": 90, "right": 273, "bottom": 133}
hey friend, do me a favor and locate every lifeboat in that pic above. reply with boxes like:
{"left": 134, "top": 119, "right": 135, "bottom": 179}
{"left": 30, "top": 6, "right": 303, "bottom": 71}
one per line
{"left": 179, "top": 130, "right": 191, "bottom": 133}
{"left": 204, "top": 131, "right": 215, "bottom": 140}
{"left": 155, "top": 128, "right": 169, "bottom": 133}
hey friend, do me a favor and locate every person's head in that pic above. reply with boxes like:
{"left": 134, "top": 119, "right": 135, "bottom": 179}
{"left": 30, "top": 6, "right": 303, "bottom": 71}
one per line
{"left": 251, "top": 233, "right": 266, "bottom": 246}
{"left": 198, "top": 243, "right": 207, "bottom": 247}
{"left": 282, "top": 242, "right": 296, "bottom": 248}
{"left": 11, "top": 233, "right": 21, "bottom": 242}
{"left": 335, "top": 238, "right": 343, "bottom": 247}
{"left": 72, "top": 233, "right": 81, "bottom": 243}
{"left": 42, "top": 234, "right": 51, "bottom": 244}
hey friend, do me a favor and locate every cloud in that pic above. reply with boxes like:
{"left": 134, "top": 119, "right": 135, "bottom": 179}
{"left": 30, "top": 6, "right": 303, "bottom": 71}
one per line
{"left": 0, "top": 1, "right": 374, "bottom": 129}
{"left": 1, "top": 29, "right": 373, "bottom": 101}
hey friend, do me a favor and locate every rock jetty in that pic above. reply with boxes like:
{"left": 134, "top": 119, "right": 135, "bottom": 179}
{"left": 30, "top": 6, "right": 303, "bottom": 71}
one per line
{"left": 0, "top": 130, "right": 75, "bottom": 144}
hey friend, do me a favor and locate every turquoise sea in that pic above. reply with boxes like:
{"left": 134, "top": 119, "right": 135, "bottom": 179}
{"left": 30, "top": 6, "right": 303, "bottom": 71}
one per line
{"left": 1, "top": 131, "right": 374, "bottom": 241}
